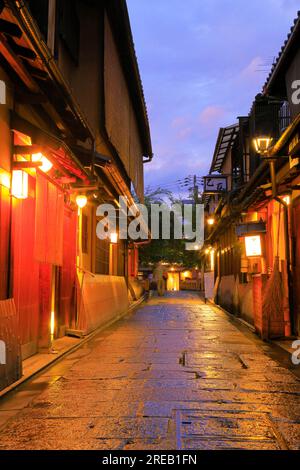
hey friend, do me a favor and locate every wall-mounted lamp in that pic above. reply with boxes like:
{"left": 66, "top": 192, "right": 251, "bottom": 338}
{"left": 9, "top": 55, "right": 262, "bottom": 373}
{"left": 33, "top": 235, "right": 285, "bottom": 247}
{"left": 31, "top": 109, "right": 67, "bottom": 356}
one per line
{"left": 76, "top": 195, "right": 88, "bottom": 209}
{"left": 32, "top": 153, "right": 53, "bottom": 173}
{"left": 11, "top": 170, "right": 28, "bottom": 199}
{"left": 282, "top": 195, "right": 291, "bottom": 206}
{"left": 253, "top": 137, "right": 273, "bottom": 156}
{"left": 253, "top": 136, "right": 277, "bottom": 197}
{"left": 207, "top": 217, "right": 215, "bottom": 226}
{"left": 110, "top": 232, "right": 118, "bottom": 244}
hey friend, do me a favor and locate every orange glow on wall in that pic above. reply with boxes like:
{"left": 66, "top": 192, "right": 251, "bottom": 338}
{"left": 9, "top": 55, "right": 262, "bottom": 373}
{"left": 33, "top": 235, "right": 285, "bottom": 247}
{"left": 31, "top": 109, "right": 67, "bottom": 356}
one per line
{"left": 245, "top": 235, "right": 262, "bottom": 257}
{"left": 11, "top": 170, "right": 28, "bottom": 199}
{"left": 0, "top": 170, "right": 10, "bottom": 189}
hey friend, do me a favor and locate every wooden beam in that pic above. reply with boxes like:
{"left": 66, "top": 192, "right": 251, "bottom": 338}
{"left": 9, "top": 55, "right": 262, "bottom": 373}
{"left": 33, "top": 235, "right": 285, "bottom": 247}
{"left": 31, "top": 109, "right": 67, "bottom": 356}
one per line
{"left": 13, "top": 161, "right": 42, "bottom": 170}
{"left": 11, "top": 112, "right": 61, "bottom": 149}
{"left": 13, "top": 145, "right": 45, "bottom": 155}
{"left": 0, "top": 34, "right": 38, "bottom": 92}
{"left": 6, "top": 38, "right": 37, "bottom": 60}
{"left": 15, "top": 91, "right": 47, "bottom": 105}
{"left": 23, "top": 62, "right": 48, "bottom": 81}
{"left": 0, "top": 19, "right": 22, "bottom": 38}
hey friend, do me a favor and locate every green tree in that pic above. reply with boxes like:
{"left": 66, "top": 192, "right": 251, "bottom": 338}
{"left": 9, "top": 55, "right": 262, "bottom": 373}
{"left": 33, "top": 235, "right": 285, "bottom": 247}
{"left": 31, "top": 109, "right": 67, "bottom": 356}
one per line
{"left": 139, "top": 187, "right": 200, "bottom": 267}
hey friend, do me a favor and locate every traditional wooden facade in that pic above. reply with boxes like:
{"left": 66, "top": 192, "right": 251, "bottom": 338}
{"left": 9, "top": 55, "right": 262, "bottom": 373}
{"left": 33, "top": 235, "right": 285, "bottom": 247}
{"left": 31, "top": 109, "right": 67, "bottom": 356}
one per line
{"left": 202, "top": 13, "right": 300, "bottom": 340}
{"left": 202, "top": 93, "right": 295, "bottom": 338}
{"left": 0, "top": 0, "right": 152, "bottom": 390}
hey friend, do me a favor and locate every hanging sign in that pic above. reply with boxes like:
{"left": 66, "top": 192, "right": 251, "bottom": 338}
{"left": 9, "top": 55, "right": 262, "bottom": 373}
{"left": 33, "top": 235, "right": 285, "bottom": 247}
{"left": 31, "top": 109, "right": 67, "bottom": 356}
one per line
{"left": 203, "top": 176, "right": 227, "bottom": 193}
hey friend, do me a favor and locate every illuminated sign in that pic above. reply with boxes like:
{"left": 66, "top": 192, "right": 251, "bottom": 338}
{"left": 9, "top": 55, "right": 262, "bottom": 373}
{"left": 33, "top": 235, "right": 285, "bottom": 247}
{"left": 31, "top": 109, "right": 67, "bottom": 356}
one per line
{"left": 245, "top": 235, "right": 262, "bottom": 257}
{"left": 11, "top": 170, "right": 28, "bottom": 199}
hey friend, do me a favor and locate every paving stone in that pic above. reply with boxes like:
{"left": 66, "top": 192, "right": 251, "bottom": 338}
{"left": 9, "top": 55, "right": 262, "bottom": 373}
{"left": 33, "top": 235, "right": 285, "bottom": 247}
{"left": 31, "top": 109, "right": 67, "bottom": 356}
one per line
{"left": 0, "top": 292, "right": 299, "bottom": 450}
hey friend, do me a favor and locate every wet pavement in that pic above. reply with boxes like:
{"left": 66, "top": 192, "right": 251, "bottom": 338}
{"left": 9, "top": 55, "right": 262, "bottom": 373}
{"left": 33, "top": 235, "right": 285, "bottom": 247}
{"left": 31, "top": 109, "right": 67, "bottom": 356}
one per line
{"left": 0, "top": 291, "right": 299, "bottom": 450}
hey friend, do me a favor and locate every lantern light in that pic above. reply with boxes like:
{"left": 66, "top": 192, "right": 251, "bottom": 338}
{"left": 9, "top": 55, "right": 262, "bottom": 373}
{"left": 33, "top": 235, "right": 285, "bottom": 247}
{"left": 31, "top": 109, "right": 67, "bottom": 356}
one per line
{"left": 11, "top": 170, "right": 28, "bottom": 199}
{"left": 32, "top": 153, "right": 53, "bottom": 173}
{"left": 253, "top": 137, "right": 273, "bottom": 156}
{"left": 50, "top": 311, "right": 55, "bottom": 340}
{"left": 110, "top": 232, "right": 118, "bottom": 244}
{"left": 76, "top": 195, "right": 88, "bottom": 209}
{"left": 245, "top": 235, "right": 262, "bottom": 257}
{"left": 210, "top": 249, "right": 215, "bottom": 271}
{"left": 282, "top": 195, "right": 291, "bottom": 206}
{"left": 207, "top": 217, "right": 215, "bottom": 226}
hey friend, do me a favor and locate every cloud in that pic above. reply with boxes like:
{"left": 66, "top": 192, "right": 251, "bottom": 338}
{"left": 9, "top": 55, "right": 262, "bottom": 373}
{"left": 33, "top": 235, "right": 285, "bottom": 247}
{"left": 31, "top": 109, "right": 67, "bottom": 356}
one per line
{"left": 127, "top": 0, "right": 299, "bottom": 192}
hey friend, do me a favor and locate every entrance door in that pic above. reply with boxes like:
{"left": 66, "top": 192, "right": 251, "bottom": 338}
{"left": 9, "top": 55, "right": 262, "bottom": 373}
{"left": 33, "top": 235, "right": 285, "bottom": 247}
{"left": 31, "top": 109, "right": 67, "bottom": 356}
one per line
{"left": 292, "top": 197, "right": 300, "bottom": 335}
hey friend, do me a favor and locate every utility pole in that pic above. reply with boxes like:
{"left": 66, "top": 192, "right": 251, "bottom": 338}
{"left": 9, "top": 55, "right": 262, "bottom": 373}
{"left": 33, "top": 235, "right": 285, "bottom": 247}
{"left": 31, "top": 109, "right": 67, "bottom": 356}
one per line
{"left": 189, "top": 175, "right": 199, "bottom": 204}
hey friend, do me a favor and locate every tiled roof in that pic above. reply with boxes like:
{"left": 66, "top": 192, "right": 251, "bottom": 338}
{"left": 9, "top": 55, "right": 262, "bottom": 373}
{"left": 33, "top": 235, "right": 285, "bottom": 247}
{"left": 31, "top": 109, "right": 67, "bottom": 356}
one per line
{"left": 210, "top": 124, "right": 239, "bottom": 174}
{"left": 263, "top": 10, "right": 300, "bottom": 95}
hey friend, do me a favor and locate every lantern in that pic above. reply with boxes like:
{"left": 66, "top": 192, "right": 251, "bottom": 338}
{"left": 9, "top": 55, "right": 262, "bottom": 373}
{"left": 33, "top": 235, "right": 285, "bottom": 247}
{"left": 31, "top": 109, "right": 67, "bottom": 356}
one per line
{"left": 76, "top": 195, "right": 88, "bottom": 209}
{"left": 207, "top": 217, "right": 215, "bottom": 226}
{"left": 32, "top": 153, "right": 53, "bottom": 173}
{"left": 253, "top": 137, "right": 273, "bottom": 156}
{"left": 110, "top": 232, "right": 118, "bottom": 244}
{"left": 245, "top": 235, "right": 262, "bottom": 257}
{"left": 11, "top": 170, "right": 28, "bottom": 199}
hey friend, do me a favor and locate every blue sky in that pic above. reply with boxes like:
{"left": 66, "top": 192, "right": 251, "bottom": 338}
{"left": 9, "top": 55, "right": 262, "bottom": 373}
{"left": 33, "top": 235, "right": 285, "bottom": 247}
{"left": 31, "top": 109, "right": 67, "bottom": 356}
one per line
{"left": 127, "top": 0, "right": 299, "bottom": 196}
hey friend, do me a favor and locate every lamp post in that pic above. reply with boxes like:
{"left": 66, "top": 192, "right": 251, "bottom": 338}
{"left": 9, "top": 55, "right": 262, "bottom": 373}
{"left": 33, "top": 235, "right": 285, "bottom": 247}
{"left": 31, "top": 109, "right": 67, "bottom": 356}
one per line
{"left": 253, "top": 135, "right": 293, "bottom": 336}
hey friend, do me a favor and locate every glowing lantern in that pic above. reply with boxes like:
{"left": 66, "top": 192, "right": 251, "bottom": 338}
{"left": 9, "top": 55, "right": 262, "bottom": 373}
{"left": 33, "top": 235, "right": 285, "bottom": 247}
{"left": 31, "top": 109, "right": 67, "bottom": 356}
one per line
{"left": 282, "top": 195, "right": 291, "bottom": 206}
{"left": 210, "top": 250, "right": 215, "bottom": 271}
{"left": 207, "top": 217, "right": 215, "bottom": 226}
{"left": 245, "top": 235, "right": 262, "bottom": 257}
{"left": 11, "top": 170, "right": 28, "bottom": 199}
{"left": 50, "top": 311, "right": 55, "bottom": 341}
{"left": 253, "top": 137, "right": 273, "bottom": 156}
{"left": 76, "top": 195, "right": 88, "bottom": 209}
{"left": 110, "top": 232, "right": 118, "bottom": 244}
{"left": 32, "top": 153, "right": 53, "bottom": 173}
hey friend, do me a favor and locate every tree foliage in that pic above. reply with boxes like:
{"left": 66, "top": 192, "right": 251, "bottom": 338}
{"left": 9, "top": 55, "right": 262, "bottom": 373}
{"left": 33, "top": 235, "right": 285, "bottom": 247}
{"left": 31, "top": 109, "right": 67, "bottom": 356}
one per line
{"left": 139, "top": 187, "right": 200, "bottom": 267}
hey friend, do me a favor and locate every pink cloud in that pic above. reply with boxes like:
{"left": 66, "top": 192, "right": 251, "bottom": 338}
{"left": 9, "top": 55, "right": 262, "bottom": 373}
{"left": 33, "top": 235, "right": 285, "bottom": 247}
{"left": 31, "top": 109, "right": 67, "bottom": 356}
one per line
{"left": 198, "top": 105, "right": 226, "bottom": 125}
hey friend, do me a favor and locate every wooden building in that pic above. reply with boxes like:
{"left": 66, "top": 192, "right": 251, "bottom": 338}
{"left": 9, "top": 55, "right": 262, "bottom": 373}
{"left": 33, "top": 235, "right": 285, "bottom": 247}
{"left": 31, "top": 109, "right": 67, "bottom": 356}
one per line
{"left": 0, "top": 0, "right": 152, "bottom": 390}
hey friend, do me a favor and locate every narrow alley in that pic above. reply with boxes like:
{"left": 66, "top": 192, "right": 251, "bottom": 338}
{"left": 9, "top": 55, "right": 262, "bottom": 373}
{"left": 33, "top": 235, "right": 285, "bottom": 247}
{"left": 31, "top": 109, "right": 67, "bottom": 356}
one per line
{"left": 0, "top": 292, "right": 299, "bottom": 451}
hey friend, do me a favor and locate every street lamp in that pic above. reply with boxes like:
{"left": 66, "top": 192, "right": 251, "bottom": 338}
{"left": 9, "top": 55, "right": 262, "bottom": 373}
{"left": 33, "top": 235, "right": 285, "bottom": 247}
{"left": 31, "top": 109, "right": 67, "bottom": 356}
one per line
{"left": 110, "top": 232, "right": 118, "bottom": 244}
{"left": 253, "top": 136, "right": 277, "bottom": 197}
{"left": 76, "top": 194, "right": 88, "bottom": 209}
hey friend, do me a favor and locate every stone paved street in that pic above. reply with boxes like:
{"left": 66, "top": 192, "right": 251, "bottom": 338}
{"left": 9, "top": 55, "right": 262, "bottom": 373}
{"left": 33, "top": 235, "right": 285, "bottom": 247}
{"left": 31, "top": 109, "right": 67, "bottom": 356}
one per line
{"left": 0, "top": 292, "right": 299, "bottom": 450}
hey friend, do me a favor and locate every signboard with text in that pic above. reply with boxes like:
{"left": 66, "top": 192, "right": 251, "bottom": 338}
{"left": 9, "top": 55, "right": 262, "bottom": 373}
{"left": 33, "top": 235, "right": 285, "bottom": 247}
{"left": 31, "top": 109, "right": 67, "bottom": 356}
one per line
{"left": 203, "top": 176, "right": 228, "bottom": 194}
